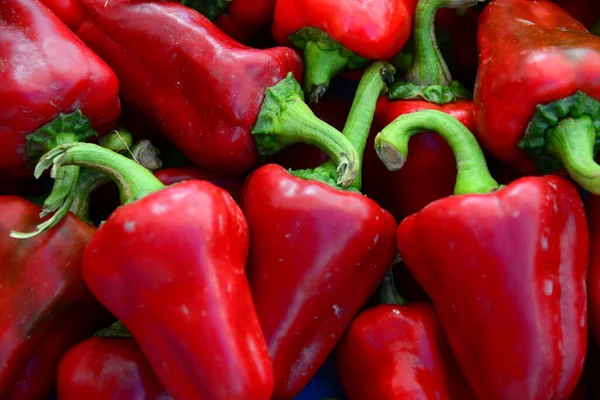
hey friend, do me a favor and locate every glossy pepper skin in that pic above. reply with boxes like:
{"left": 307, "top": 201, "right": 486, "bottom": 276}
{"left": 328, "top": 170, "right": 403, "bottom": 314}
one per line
{"left": 474, "top": 0, "right": 600, "bottom": 173}
{"left": 337, "top": 303, "right": 475, "bottom": 400}
{"left": 0, "top": 196, "right": 109, "bottom": 400}
{"left": 0, "top": 0, "right": 120, "bottom": 179}
{"left": 273, "top": 0, "right": 417, "bottom": 60}
{"left": 398, "top": 177, "right": 588, "bottom": 399}
{"left": 215, "top": 0, "right": 277, "bottom": 42}
{"left": 363, "top": 99, "right": 475, "bottom": 221}
{"left": 83, "top": 179, "right": 274, "bottom": 400}
{"left": 76, "top": 0, "right": 302, "bottom": 174}
{"left": 587, "top": 194, "right": 600, "bottom": 346}
{"left": 154, "top": 167, "right": 244, "bottom": 203}
{"left": 243, "top": 164, "right": 397, "bottom": 399}
{"left": 58, "top": 337, "right": 171, "bottom": 400}
{"left": 38, "top": 0, "right": 84, "bottom": 30}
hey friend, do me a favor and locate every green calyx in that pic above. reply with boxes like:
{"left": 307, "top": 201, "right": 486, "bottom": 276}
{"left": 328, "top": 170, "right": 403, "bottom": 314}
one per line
{"left": 378, "top": 264, "right": 407, "bottom": 306}
{"left": 292, "top": 62, "right": 395, "bottom": 192}
{"left": 179, "top": 0, "right": 232, "bottom": 20}
{"left": 95, "top": 321, "right": 132, "bottom": 338}
{"left": 375, "top": 109, "right": 500, "bottom": 195}
{"left": 253, "top": 73, "right": 359, "bottom": 188}
{"left": 388, "top": 80, "right": 471, "bottom": 104}
{"left": 25, "top": 110, "right": 97, "bottom": 166}
{"left": 289, "top": 27, "right": 369, "bottom": 103}
{"left": 393, "top": 0, "right": 482, "bottom": 104}
{"left": 519, "top": 91, "right": 600, "bottom": 171}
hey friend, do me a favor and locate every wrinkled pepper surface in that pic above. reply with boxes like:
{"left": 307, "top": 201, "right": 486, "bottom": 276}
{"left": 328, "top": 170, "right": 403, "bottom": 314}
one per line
{"left": 336, "top": 270, "right": 474, "bottom": 400}
{"left": 272, "top": 0, "right": 418, "bottom": 101}
{"left": 474, "top": 0, "right": 600, "bottom": 193}
{"left": 58, "top": 337, "right": 170, "bottom": 400}
{"left": 76, "top": 0, "right": 302, "bottom": 174}
{"left": 0, "top": 0, "right": 120, "bottom": 179}
{"left": 375, "top": 110, "right": 588, "bottom": 400}
{"left": 0, "top": 196, "right": 109, "bottom": 400}
{"left": 243, "top": 63, "right": 398, "bottom": 399}
{"left": 32, "top": 143, "right": 275, "bottom": 400}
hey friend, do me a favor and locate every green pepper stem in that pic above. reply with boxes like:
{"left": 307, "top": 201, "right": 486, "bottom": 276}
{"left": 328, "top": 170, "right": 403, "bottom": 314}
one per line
{"left": 546, "top": 116, "right": 600, "bottom": 194}
{"left": 253, "top": 74, "right": 359, "bottom": 187}
{"left": 378, "top": 266, "right": 408, "bottom": 306}
{"left": 406, "top": 0, "right": 481, "bottom": 86}
{"left": 375, "top": 110, "right": 500, "bottom": 195}
{"left": 303, "top": 42, "right": 349, "bottom": 103}
{"left": 95, "top": 321, "right": 132, "bottom": 338}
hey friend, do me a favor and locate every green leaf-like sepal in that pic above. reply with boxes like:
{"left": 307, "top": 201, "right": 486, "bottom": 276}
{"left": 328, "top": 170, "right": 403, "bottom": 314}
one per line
{"left": 387, "top": 80, "right": 471, "bottom": 105}
{"left": 180, "top": 0, "right": 232, "bottom": 21}
{"left": 95, "top": 321, "right": 133, "bottom": 338}
{"left": 518, "top": 91, "right": 600, "bottom": 173}
{"left": 25, "top": 110, "right": 97, "bottom": 166}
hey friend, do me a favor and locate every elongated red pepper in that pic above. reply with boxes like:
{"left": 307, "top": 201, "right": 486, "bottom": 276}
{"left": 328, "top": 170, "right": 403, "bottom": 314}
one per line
{"left": 474, "top": 0, "right": 600, "bottom": 193}
{"left": 243, "top": 63, "right": 398, "bottom": 399}
{"left": 375, "top": 110, "right": 588, "bottom": 400}
{"left": 154, "top": 167, "right": 244, "bottom": 203}
{"left": 76, "top": 0, "right": 302, "bottom": 175}
{"left": 0, "top": 197, "right": 110, "bottom": 400}
{"left": 361, "top": 0, "right": 477, "bottom": 221}
{"left": 58, "top": 337, "right": 170, "bottom": 400}
{"left": 336, "top": 270, "right": 475, "bottom": 400}
{"left": 586, "top": 194, "right": 600, "bottom": 346}
{"left": 1, "top": 0, "right": 120, "bottom": 231}
{"left": 272, "top": 0, "right": 417, "bottom": 102}
{"left": 38, "top": 0, "right": 84, "bottom": 30}
{"left": 30, "top": 93, "right": 362, "bottom": 398}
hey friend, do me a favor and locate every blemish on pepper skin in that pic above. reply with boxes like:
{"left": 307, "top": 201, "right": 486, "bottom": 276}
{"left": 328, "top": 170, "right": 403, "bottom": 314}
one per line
{"left": 123, "top": 220, "right": 136, "bottom": 233}
{"left": 332, "top": 304, "right": 342, "bottom": 318}
{"left": 543, "top": 279, "right": 553, "bottom": 296}
{"left": 540, "top": 236, "right": 549, "bottom": 251}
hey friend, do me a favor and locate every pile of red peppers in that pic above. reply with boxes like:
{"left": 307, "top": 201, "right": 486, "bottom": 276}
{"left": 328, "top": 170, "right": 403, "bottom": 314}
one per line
{"left": 2, "top": 0, "right": 600, "bottom": 399}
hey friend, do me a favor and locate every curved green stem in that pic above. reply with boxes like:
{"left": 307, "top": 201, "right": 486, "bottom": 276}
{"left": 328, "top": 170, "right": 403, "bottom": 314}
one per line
{"left": 375, "top": 110, "right": 500, "bottom": 195}
{"left": 546, "top": 117, "right": 600, "bottom": 194}
{"left": 253, "top": 73, "right": 359, "bottom": 187}
{"left": 69, "top": 169, "right": 110, "bottom": 223}
{"left": 303, "top": 42, "right": 349, "bottom": 103}
{"left": 378, "top": 267, "right": 407, "bottom": 306}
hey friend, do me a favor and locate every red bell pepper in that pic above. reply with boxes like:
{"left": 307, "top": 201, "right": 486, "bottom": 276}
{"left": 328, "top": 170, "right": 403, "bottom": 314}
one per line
{"left": 336, "top": 270, "right": 475, "bottom": 400}
{"left": 0, "top": 196, "right": 110, "bottom": 399}
{"left": 75, "top": 0, "right": 302, "bottom": 175}
{"left": 375, "top": 110, "right": 588, "bottom": 399}
{"left": 38, "top": 0, "right": 84, "bottom": 30}
{"left": 271, "top": 0, "right": 418, "bottom": 102}
{"left": 474, "top": 0, "right": 600, "bottom": 193}
{"left": 587, "top": 194, "right": 600, "bottom": 346}
{"left": 30, "top": 92, "right": 361, "bottom": 398}
{"left": 361, "top": 0, "right": 478, "bottom": 222}
{"left": 242, "top": 62, "right": 398, "bottom": 399}
{"left": 154, "top": 167, "right": 244, "bottom": 203}
{"left": 58, "top": 336, "right": 170, "bottom": 400}
{"left": 1, "top": 0, "right": 120, "bottom": 232}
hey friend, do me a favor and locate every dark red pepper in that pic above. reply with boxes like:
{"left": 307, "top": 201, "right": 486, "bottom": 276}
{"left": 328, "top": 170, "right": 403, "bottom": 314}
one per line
{"left": 32, "top": 143, "right": 275, "bottom": 400}
{"left": 553, "top": 0, "right": 600, "bottom": 29}
{"left": 336, "top": 270, "right": 475, "bottom": 400}
{"left": 215, "top": 0, "right": 277, "bottom": 43}
{"left": 271, "top": 0, "right": 418, "bottom": 101}
{"left": 0, "top": 197, "right": 109, "bottom": 399}
{"left": 242, "top": 63, "right": 398, "bottom": 399}
{"left": 58, "top": 336, "right": 170, "bottom": 400}
{"left": 361, "top": 0, "right": 478, "bottom": 222}
{"left": 474, "top": 0, "right": 600, "bottom": 193}
{"left": 375, "top": 110, "right": 588, "bottom": 399}
{"left": 38, "top": 0, "right": 84, "bottom": 30}
{"left": 587, "top": 194, "right": 600, "bottom": 346}
{"left": 75, "top": 0, "right": 302, "bottom": 175}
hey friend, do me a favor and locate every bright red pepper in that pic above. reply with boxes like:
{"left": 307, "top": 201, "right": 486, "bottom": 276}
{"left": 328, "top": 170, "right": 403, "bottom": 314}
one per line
{"left": 33, "top": 143, "right": 275, "bottom": 400}
{"left": 474, "top": 0, "right": 600, "bottom": 193}
{"left": 38, "top": 0, "right": 84, "bottom": 30}
{"left": 271, "top": 0, "right": 418, "bottom": 101}
{"left": 361, "top": 0, "right": 478, "bottom": 222}
{"left": 154, "top": 167, "right": 244, "bottom": 203}
{"left": 243, "top": 63, "right": 398, "bottom": 399}
{"left": 375, "top": 110, "right": 588, "bottom": 400}
{"left": 336, "top": 271, "right": 475, "bottom": 400}
{"left": 58, "top": 337, "right": 170, "bottom": 400}
{"left": 76, "top": 0, "right": 302, "bottom": 175}
{"left": 0, "top": 196, "right": 110, "bottom": 400}
{"left": 0, "top": 0, "right": 120, "bottom": 179}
